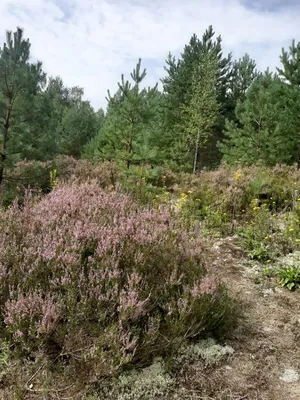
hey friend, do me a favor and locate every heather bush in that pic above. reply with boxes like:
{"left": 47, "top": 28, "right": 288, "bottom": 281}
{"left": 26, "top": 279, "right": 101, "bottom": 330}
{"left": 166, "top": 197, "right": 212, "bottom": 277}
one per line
{"left": 1, "top": 157, "right": 120, "bottom": 207}
{"left": 0, "top": 182, "right": 236, "bottom": 377}
{"left": 54, "top": 155, "right": 120, "bottom": 187}
{"left": 1, "top": 160, "right": 53, "bottom": 206}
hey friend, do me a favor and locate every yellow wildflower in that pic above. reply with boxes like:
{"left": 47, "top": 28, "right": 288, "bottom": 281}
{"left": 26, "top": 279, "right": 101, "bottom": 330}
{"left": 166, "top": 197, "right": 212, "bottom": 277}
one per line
{"left": 235, "top": 172, "right": 242, "bottom": 181}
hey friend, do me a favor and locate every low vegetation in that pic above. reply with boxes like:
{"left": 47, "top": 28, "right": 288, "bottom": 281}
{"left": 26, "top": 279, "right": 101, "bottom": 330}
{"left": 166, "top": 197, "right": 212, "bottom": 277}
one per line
{"left": 1, "top": 160, "right": 300, "bottom": 398}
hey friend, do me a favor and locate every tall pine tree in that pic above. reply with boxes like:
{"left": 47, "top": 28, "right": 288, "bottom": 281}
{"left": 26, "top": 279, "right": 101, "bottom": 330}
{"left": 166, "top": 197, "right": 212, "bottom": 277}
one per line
{"left": 161, "top": 26, "right": 231, "bottom": 169}
{"left": 84, "top": 59, "right": 158, "bottom": 167}
{"left": 0, "top": 27, "right": 46, "bottom": 184}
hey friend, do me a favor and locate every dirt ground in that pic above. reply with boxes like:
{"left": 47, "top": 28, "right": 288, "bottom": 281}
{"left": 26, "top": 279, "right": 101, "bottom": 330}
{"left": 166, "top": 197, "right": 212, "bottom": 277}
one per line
{"left": 178, "top": 236, "right": 300, "bottom": 400}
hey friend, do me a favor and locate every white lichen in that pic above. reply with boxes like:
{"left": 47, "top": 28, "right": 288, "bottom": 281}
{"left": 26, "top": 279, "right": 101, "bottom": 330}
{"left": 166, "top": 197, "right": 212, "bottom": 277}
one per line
{"left": 116, "top": 358, "right": 173, "bottom": 400}
{"left": 176, "top": 338, "right": 234, "bottom": 366}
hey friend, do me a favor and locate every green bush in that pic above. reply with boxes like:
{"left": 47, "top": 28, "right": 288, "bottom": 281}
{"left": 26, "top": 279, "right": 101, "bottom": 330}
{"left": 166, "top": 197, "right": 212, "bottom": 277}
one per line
{"left": 276, "top": 266, "right": 300, "bottom": 291}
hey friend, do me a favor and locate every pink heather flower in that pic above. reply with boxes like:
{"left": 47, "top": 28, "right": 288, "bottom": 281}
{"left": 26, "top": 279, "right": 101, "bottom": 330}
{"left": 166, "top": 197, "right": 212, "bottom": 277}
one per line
{"left": 60, "top": 277, "right": 71, "bottom": 286}
{"left": 191, "top": 286, "right": 199, "bottom": 297}
{"left": 119, "top": 328, "right": 138, "bottom": 353}
{"left": 16, "top": 330, "right": 24, "bottom": 338}
{"left": 0, "top": 178, "right": 210, "bottom": 359}
{"left": 199, "top": 276, "right": 217, "bottom": 295}
{"left": 5, "top": 293, "right": 60, "bottom": 335}
{"left": 119, "top": 290, "right": 139, "bottom": 311}
{"left": 128, "top": 272, "right": 142, "bottom": 286}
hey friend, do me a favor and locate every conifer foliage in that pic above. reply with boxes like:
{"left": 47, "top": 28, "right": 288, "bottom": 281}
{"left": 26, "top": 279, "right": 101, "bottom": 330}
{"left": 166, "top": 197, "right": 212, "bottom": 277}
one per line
{"left": 85, "top": 59, "right": 158, "bottom": 168}
{"left": 1, "top": 25, "right": 300, "bottom": 184}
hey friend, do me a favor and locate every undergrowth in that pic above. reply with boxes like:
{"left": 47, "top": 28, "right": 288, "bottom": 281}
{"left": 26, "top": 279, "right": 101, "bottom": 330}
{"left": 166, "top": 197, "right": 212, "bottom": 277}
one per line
{"left": 2, "top": 160, "right": 300, "bottom": 397}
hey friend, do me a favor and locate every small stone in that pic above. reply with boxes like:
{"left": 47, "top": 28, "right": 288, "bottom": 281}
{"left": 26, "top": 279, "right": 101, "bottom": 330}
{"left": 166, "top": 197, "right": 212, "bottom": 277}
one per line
{"left": 291, "top": 316, "right": 300, "bottom": 325}
{"left": 220, "top": 345, "right": 235, "bottom": 356}
{"left": 262, "top": 288, "right": 274, "bottom": 297}
{"left": 279, "top": 368, "right": 299, "bottom": 383}
{"left": 274, "top": 287, "right": 283, "bottom": 293}
{"left": 262, "top": 326, "right": 274, "bottom": 333}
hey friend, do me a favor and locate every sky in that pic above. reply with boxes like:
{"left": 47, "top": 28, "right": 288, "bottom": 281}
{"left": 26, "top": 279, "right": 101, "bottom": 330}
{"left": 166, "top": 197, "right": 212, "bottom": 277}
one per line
{"left": 0, "top": 0, "right": 300, "bottom": 110}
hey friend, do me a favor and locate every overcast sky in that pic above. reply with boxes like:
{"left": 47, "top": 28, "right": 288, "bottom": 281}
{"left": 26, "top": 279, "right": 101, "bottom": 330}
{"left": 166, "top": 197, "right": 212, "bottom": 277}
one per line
{"left": 0, "top": 0, "right": 299, "bottom": 109}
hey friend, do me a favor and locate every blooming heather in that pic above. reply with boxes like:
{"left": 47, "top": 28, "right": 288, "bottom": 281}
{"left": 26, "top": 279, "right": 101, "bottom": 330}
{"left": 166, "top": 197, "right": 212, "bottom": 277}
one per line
{"left": 0, "top": 181, "right": 234, "bottom": 371}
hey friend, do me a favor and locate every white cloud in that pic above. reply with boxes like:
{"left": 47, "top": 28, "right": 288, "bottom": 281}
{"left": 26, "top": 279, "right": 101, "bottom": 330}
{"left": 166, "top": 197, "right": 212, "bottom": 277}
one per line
{"left": 0, "top": 0, "right": 299, "bottom": 109}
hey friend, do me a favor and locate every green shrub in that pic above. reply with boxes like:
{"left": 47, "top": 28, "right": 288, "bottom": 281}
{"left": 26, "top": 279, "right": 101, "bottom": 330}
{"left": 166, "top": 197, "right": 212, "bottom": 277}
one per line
{"left": 120, "top": 165, "right": 176, "bottom": 206}
{"left": 173, "top": 164, "right": 300, "bottom": 232}
{"left": 276, "top": 266, "right": 300, "bottom": 291}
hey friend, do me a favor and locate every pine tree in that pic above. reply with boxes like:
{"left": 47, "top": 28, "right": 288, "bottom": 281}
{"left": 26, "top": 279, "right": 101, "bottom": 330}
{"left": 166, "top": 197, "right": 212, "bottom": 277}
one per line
{"left": 161, "top": 26, "right": 231, "bottom": 169}
{"left": 0, "top": 27, "right": 46, "bottom": 184}
{"left": 227, "top": 54, "right": 259, "bottom": 121}
{"left": 85, "top": 59, "right": 158, "bottom": 168}
{"left": 277, "top": 40, "right": 300, "bottom": 87}
{"left": 219, "top": 72, "right": 297, "bottom": 165}
{"left": 277, "top": 40, "right": 300, "bottom": 163}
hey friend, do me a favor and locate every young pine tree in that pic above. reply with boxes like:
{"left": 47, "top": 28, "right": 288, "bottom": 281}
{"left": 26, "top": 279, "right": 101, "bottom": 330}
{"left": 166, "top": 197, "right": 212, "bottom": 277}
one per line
{"left": 219, "top": 71, "right": 297, "bottom": 166}
{"left": 85, "top": 59, "right": 158, "bottom": 168}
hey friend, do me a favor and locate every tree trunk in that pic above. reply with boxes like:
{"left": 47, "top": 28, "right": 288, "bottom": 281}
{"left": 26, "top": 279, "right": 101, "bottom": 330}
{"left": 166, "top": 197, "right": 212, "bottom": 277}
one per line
{"left": 126, "top": 137, "right": 133, "bottom": 169}
{"left": 193, "top": 129, "right": 200, "bottom": 174}
{"left": 0, "top": 104, "right": 12, "bottom": 185}
{"left": 0, "top": 163, "right": 4, "bottom": 186}
{"left": 256, "top": 116, "right": 262, "bottom": 160}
